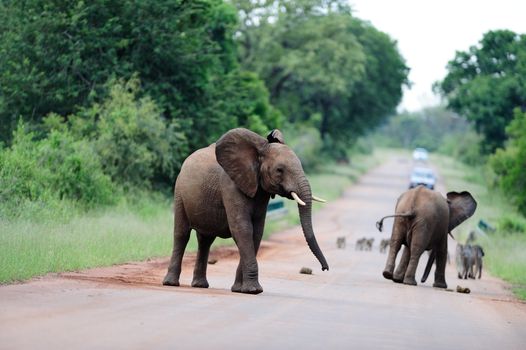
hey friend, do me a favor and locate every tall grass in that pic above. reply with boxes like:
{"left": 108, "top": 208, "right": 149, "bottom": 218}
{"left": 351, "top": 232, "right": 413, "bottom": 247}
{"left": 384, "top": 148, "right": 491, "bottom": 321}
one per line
{"left": 432, "top": 154, "right": 526, "bottom": 299}
{"left": 0, "top": 197, "right": 175, "bottom": 283}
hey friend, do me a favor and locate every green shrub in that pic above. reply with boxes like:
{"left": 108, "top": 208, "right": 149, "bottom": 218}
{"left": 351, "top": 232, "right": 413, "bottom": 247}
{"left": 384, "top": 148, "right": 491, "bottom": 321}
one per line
{"left": 498, "top": 216, "right": 526, "bottom": 234}
{"left": 78, "top": 77, "right": 189, "bottom": 189}
{"left": 489, "top": 109, "right": 526, "bottom": 215}
{"left": 0, "top": 121, "right": 115, "bottom": 219}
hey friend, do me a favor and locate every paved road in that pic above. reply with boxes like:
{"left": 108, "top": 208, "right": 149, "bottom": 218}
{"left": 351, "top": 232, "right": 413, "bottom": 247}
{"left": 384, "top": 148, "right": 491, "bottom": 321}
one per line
{"left": 1, "top": 154, "right": 525, "bottom": 350}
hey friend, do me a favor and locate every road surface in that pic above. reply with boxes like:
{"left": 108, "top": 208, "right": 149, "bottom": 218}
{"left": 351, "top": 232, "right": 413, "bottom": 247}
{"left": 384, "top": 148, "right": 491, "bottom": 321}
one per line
{"left": 1, "top": 154, "right": 525, "bottom": 350}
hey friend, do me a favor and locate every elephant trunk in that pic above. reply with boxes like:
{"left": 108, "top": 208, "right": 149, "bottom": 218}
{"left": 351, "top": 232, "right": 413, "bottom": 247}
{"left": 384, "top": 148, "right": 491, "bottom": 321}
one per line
{"left": 297, "top": 180, "right": 329, "bottom": 271}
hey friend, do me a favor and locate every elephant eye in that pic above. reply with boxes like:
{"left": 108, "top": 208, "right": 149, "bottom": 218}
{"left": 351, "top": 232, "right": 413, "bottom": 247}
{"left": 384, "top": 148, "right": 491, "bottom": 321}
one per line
{"left": 276, "top": 167, "right": 284, "bottom": 174}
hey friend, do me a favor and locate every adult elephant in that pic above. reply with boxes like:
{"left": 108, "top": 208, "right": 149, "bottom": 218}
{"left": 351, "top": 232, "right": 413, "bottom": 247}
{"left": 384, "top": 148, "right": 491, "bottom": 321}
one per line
{"left": 163, "top": 128, "right": 329, "bottom": 294}
{"left": 376, "top": 186, "right": 477, "bottom": 288}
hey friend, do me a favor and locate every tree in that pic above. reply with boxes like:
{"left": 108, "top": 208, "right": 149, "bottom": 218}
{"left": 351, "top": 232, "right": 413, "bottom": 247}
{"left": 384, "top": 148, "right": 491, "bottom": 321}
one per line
{"left": 436, "top": 30, "right": 526, "bottom": 153}
{"left": 0, "top": 0, "right": 280, "bottom": 151}
{"left": 231, "top": 0, "right": 408, "bottom": 159}
{"left": 490, "top": 109, "right": 526, "bottom": 215}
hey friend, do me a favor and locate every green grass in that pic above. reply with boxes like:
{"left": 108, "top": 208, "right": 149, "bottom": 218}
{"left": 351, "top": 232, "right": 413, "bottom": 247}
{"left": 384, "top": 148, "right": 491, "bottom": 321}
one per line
{"left": 0, "top": 151, "right": 381, "bottom": 284}
{"left": 0, "top": 199, "right": 174, "bottom": 283}
{"left": 432, "top": 153, "right": 526, "bottom": 300}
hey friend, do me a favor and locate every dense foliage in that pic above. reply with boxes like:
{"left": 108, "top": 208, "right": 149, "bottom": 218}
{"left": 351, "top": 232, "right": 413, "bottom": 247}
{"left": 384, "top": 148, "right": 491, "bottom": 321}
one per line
{"left": 373, "top": 106, "right": 484, "bottom": 165}
{"left": 490, "top": 109, "right": 526, "bottom": 214}
{"left": 233, "top": 0, "right": 409, "bottom": 159}
{"left": 436, "top": 30, "right": 526, "bottom": 154}
{"left": 435, "top": 29, "right": 526, "bottom": 215}
{"left": 0, "top": 0, "right": 408, "bottom": 217}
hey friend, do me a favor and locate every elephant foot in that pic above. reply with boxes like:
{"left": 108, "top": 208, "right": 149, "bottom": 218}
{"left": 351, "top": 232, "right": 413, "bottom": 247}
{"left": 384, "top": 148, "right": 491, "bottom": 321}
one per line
{"left": 392, "top": 275, "right": 404, "bottom": 284}
{"left": 232, "top": 281, "right": 263, "bottom": 294}
{"left": 231, "top": 281, "right": 243, "bottom": 293}
{"left": 162, "top": 273, "right": 180, "bottom": 287}
{"left": 433, "top": 281, "right": 447, "bottom": 289}
{"left": 403, "top": 277, "right": 417, "bottom": 286}
{"left": 191, "top": 277, "right": 209, "bottom": 288}
{"left": 383, "top": 270, "right": 394, "bottom": 280}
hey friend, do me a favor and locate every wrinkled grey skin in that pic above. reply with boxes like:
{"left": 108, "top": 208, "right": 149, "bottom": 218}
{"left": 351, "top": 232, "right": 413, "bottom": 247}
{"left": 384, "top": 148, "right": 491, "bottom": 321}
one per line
{"left": 379, "top": 186, "right": 477, "bottom": 288}
{"left": 163, "top": 128, "right": 329, "bottom": 294}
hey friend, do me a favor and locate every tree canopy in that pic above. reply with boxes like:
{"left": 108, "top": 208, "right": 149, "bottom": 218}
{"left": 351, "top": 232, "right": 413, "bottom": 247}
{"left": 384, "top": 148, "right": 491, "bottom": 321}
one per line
{"left": 0, "top": 0, "right": 409, "bottom": 212}
{"left": 233, "top": 0, "right": 409, "bottom": 158}
{"left": 436, "top": 30, "right": 526, "bottom": 153}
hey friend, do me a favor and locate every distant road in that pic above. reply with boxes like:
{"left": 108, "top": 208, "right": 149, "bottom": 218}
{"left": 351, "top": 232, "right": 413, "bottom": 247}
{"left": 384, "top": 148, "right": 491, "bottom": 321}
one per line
{"left": 1, "top": 154, "right": 525, "bottom": 349}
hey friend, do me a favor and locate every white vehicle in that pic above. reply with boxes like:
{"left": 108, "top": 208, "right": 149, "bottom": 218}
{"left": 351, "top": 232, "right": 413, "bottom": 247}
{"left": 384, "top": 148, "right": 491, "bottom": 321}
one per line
{"left": 412, "top": 148, "right": 429, "bottom": 162}
{"left": 409, "top": 167, "right": 436, "bottom": 190}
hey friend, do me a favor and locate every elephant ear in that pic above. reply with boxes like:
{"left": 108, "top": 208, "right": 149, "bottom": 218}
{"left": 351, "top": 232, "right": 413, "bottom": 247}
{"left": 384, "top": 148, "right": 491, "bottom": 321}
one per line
{"left": 447, "top": 191, "right": 477, "bottom": 232}
{"left": 267, "top": 129, "right": 285, "bottom": 144}
{"left": 216, "top": 128, "right": 267, "bottom": 198}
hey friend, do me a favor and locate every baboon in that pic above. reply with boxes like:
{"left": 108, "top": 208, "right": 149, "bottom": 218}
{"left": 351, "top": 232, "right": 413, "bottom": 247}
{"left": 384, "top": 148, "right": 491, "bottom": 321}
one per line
{"left": 365, "top": 238, "right": 374, "bottom": 251}
{"left": 470, "top": 244, "right": 485, "bottom": 279}
{"left": 456, "top": 243, "right": 484, "bottom": 279}
{"left": 379, "top": 239, "right": 389, "bottom": 253}
{"left": 355, "top": 238, "right": 365, "bottom": 250}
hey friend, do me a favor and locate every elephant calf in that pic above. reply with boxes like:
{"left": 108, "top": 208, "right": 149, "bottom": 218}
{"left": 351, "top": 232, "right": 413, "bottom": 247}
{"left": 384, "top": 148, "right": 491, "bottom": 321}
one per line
{"left": 376, "top": 186, "right": 477, "bottom": 288}
{"left": 162, "top": 128, "right": 329, "bottom": 294}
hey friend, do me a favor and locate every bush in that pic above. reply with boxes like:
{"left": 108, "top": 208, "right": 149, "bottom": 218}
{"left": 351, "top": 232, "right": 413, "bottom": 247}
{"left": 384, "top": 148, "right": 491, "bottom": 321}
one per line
{"left": 498, "top": 216, "right": 526, "bottom": 234}
{"left": 490, "top": 109, "right": 526, "bottom": 215}
{"left": 77, "top": 77, "right": 189, "bottom": 189}
{"left": 0, "top": 121, "right": 115, "bottom": 218}
{"left": 439, "top": 129, "right": 485, "bottom": 165}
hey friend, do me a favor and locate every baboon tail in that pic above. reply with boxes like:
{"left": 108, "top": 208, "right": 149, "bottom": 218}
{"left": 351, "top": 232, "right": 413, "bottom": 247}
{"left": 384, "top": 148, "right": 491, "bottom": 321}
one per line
{"left": 421, "top": 250, "right": 436, "bottom": 283}
{"left": 375, "top": 213, "right": 415, "bottom": 232}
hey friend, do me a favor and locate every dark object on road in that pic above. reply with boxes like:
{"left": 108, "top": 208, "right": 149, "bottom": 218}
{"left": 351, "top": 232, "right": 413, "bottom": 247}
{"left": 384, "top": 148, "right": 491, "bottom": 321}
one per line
{"left": 208, "top": 259, "right": 218, "bottom": 265}
{"left": 336, "top": 236, "right": 346, "bottom": 249}
{"left": 162, "top": 128, "right": 329, "bottom": 295}
{"left": 377, "top": 186, "right": 477, "bottom": 289}
{"left": 456, "top": 285, "right": 471, "bottom": 294}
{"left": 355, "top": 237, "right": 374, "bottom": 251}
{"left": 299, "top": 267, "right": 313, "bottom": 275}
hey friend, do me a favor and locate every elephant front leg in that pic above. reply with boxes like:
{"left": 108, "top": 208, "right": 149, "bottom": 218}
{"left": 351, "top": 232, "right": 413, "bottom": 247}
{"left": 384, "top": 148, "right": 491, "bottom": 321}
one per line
{"left": 433, "top": 244, "right": 448, "bottom": 288}
{"left": 191, "top": 233, "right": 216, "bottom": 288}
{"left": 230, "top": 219, "right": 264, "bottom": 295}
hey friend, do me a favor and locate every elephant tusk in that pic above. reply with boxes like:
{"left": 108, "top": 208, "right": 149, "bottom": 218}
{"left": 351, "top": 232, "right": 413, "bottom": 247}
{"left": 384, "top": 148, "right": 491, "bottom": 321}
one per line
{"left": 291, "top": 192, "right": 306, "bottom": 206}
{"left": 312, "top": 195, "right": 327, "bottom": 203}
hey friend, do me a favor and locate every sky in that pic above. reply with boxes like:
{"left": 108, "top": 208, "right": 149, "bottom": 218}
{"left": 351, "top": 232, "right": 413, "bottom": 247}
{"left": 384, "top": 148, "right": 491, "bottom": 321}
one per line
{"left": 348, "top": 0, "right": 526, "bottom": 112}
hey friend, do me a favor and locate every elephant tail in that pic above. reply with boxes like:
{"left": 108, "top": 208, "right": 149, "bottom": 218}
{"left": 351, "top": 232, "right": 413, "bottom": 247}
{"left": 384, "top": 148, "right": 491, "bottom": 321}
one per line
{"left": 375, "top": 213, "right": 415, "bottom": 232}
{"left": 421, "top": 250, "right": 436, "bottom": 283}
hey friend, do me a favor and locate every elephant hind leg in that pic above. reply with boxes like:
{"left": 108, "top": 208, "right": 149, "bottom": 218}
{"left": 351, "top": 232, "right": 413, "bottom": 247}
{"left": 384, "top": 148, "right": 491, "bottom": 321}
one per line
{"left": 393, "top": 246, "right": 410, "bottom": 283}
{"left": 192, "top": 233, "right": 215, "bottom": 288}
{"left": 163, "top": 197, "right": 191, "bottom": 287}
{"left": 383, "top": 223, "right": 406, "bottom": 280}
